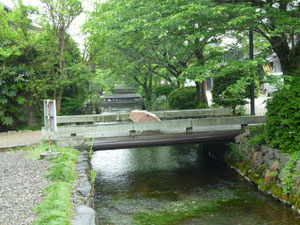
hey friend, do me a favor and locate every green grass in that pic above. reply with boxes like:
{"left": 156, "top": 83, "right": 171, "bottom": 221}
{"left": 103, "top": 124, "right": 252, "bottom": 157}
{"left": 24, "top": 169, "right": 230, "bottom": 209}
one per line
{"left": 16, "top": 125, "right": 41, "bottom": 131}
{"left": 35, "top": 182, "right": 72, "bottom": 225}
{"left": 23, "top": 143, "right": 80, "bottom": 225}
{"left": 90, "top": 170, "right": 97, "bottom": 186}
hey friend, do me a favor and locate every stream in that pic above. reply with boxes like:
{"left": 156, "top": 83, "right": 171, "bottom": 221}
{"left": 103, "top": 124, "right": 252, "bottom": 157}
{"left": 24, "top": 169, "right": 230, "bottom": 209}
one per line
{"left": 92, "top": 144, "right": 300, "bottom": 225}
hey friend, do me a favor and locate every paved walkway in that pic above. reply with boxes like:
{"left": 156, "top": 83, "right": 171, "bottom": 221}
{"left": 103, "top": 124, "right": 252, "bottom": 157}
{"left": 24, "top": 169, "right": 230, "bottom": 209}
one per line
{"left": 0, "top": 130, "right": 43, "bottom": 150}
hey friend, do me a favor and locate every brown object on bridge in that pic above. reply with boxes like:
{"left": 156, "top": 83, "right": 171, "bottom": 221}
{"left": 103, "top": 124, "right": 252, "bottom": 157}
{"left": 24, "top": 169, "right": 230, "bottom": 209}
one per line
{"left": 129, "top": 110, "right": 161, "bottom": 122}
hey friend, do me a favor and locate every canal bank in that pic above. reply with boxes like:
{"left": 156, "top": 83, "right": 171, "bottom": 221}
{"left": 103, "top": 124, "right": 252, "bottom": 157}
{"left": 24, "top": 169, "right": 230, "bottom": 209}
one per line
{"left": 203, "top": 131, "right": 300, "bottom": 215}
{"left": 72, "top": 146, "right": 98, "bottom": 225}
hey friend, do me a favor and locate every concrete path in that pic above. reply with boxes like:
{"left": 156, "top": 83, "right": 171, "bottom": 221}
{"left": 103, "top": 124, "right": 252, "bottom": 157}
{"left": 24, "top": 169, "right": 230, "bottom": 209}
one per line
{"left": 0, "top": 130, "right": 43, "bottom": 150}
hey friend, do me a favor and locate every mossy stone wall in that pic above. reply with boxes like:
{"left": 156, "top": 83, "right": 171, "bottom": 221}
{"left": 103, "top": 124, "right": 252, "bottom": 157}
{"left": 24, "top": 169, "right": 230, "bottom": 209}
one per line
{"left": 204, "top": 133, "right": 300, "bottom": 214}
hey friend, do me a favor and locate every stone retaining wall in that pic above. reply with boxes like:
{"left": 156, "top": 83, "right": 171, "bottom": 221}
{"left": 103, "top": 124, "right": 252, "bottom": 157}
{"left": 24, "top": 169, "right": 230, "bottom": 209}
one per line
{"left": 204, "top": 133, "right": 300, "bottom": 215}
{"left": 72, "top": 147, "right": 98, "bottom": 225}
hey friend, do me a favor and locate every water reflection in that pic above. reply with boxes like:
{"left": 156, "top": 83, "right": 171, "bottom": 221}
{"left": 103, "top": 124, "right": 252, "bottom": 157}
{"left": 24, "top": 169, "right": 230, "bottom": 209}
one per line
{"left": 92, "top": 145, "right": 300, "bottom": 225}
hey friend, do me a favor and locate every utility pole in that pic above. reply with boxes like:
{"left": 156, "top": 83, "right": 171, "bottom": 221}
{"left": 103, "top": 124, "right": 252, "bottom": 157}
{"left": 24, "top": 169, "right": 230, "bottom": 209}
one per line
{"left": 249, "top": 28, "right": 255, "bottom": 115}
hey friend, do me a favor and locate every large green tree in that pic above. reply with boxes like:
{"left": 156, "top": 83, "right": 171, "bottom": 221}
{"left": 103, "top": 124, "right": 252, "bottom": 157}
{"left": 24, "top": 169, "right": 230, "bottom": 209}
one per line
{"left": 40, "top": 0, "right": 83, "bottom": 113}
{"left": 0, "top": 2, "right": 34, "bottom": 128}
{"left": 214, "top": 0, "right": 300, "bottom": 76}
{"left": 84, "top": 0, "right": 229, "bottom": 106}
{"left": 0, "top": 0, "right": 90, "bottom": 130}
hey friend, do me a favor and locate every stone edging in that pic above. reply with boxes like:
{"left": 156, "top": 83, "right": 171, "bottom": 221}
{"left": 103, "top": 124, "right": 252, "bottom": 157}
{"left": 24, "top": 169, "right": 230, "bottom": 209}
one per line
{"left": 72, "top": 148, "right": 97, "bottom": 225}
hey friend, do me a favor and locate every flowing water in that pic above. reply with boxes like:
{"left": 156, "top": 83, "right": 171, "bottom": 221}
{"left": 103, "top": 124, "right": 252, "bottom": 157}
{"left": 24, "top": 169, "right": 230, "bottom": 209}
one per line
{"left": 92, "top": 145, "right": 300, "bottom": 225}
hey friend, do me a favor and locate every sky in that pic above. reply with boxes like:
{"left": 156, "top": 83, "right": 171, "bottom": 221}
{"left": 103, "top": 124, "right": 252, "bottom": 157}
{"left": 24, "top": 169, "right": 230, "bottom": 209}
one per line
{"left": 0, "top": 0, "right": 95, "bottom": 48}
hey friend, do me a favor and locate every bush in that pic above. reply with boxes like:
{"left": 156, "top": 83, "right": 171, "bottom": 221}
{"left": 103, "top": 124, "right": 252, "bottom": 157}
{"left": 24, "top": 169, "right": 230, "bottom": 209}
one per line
{"left": 212, "top": 61, "right": 259, "bottom": 115}
{"left": 265, "top": 79, "right": 300, "bottom": 153}
{"left": 196, "top": 103, "right": 209, "bottom": 109}
{"left": 167, "top": 87, "right": 198, "bottom": 110}
{"left": 153, "top": 84, "right": 175, "bottom": 98}
{"left": 150, "top": 95, "right": 168, "bottom": 111}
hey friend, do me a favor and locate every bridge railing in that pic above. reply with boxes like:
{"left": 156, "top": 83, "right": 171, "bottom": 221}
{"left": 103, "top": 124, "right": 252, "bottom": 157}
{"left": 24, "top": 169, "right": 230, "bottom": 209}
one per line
{"left": 43, "top": 115, "right": 266, "bottom": 140}
{"left": 56, "top": 108, "right": 231, "bottom": 126}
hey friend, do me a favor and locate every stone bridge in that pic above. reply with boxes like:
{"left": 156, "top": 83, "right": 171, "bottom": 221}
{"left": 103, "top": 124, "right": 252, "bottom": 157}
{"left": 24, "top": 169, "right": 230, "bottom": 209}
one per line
{"left": 42, "top": 108, "right": 266, "bottom": 150}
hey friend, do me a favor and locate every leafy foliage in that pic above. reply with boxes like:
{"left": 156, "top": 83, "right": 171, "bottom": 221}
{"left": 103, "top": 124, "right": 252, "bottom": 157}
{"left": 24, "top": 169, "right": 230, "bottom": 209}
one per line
{"left": 149, "top": 95, "right": 168, "bottom": 111}
{"left": 228, "top": 142, "right": 243, "bottom": 161}
{"left": 281, "top": 152, "right": 300, "bottom": 194}
{"left": 248, "top": 125, "right": 267, "bottom": 146}
{"left": 0, "top": 1, "right": 90, "bottom": 130}
{"left": 168, "top": 87, "right": 198, "bottom": 110}
{"left": 212, "top": 61, "right": 259, "bottom": 115}
{"left": 0, "top": 4, "right": 34, "bottom": 129}
{"left": 265, "top": 79, "right": 300, "bottom": 153}
{"left": 153, "top": 85, "right": 175, "bottom": 98}
{"left": 213, "top": 0, "right": 300, "bottom": 76}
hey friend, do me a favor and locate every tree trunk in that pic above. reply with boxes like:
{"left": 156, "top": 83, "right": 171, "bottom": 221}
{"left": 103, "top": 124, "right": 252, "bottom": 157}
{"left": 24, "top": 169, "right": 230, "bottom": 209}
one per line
{"left": 196, "top": 81, "right": 201, "bottom": 103}
{"left": 195, "top": 50, "right": 208, "bottom": 104}
{"left": 200, "top": 81, "right": 208, "bottom": 104}
{"left": 59, "top": 33, "right": 67, "bottom": 79}
{"left": 56, "top": 33, "right": 66, "bottom": 115}
{"left": 177, "top": 80, "right": 181, "bottom": 89}
{"left": 147, "top": 73, "right": 153, "bottom": 101}
{"left": 270, "top": 36, "right": 300, "bottom": 76}
{"left": 196, "top": 81, "right": 208, "bottom": 104}
{"left": 56, "top": 89, "right": 63, "bottom": 114}
{"left": 232, "top": 107, "right": 236, "bottom": 116}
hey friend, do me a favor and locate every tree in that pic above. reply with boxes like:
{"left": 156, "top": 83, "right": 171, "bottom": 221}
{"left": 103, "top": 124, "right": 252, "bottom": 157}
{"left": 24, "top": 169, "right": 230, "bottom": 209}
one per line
{"left": 212, "top": 60, "right": 260, "bottom": 115}
{"left": 84, "top": 0, "right": 228, "bottom": 106}
{"left": 0, "top": 2, "right": 34, "bottom": 129}
{"left": 40, "top": 0, "right": 83, "bottom": 113}
{"left": 214, "top": 0, "right": 300, "bottom": 76}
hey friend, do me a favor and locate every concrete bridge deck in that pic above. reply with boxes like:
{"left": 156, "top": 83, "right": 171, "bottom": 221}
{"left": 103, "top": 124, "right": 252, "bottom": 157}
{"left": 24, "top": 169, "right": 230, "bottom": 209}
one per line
{"left": 44, "top": 115, "right": 265, "bottom": 139}
{"left": 91, "top": 130, "right": 241, "bottom": 151}
{"left": 44, "top": 109, "right": 265, "bottom": 150}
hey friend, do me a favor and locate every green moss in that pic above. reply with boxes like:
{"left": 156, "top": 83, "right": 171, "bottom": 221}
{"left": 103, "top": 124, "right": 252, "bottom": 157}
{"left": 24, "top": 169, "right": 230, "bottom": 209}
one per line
{"left": 268, "top": 171, "right": 278, "bottom": 177}
{"left": 90, "top": 170, "right": 97, "bottom": 186}
{"left": 239, "top": 161, "right": 251, "bottom": 176}
{"left": 112, "top": 191, "right": 180, "bottom": 202}
{"left": 289, "top": 190, "right": 300, "bottom": 207}
{"left": 257, "top": 178, "right": 268, "bottom": 192}
{"left": 132, "top": 199, "right": 237, "bottom": 225}
{"left": 271, "top": 185, "right": 283, "bottom": 198}
{"left": 294, "top": 201, "right": 300, "bottom": 210}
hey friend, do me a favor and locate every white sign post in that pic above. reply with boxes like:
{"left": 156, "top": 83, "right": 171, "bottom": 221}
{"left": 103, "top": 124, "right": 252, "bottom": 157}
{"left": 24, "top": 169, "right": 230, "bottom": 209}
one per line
{"left": 43, "top": 99, "right": 57, "bottom": 153}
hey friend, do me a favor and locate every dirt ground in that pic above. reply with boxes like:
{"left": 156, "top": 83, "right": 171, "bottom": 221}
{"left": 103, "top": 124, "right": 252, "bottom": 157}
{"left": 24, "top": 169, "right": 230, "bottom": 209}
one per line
{"left": 0, "top": 130, "right": 43, "bottom": 150}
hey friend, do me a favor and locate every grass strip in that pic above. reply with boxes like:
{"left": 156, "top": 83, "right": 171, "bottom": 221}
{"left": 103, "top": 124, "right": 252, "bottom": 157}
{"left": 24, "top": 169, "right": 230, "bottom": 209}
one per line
{"left": 30, "top": 144, "right": 79, "bottom": 225}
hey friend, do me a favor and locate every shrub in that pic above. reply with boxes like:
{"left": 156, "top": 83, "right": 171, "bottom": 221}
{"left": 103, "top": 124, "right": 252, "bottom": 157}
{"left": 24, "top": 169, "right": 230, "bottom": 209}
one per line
{"left": 167, "top": 87, "right": 198, "bottom": 110}
{"left": 248, "top": 125, "right": 267, "bottom": 147}
{"left": 265, "top": 79, "right": 300, "bottom": 153}
{"left": 150, "top": 95, "right": 168, "bottom": 111}
{"left": 153, "top": 84, "right": 175, "bottom": 98}
{"left": 212, "top": 61, "right": 259, "bottom": 115}
{"left": 196, "top": 103, "right": 209, "bottom": 109}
